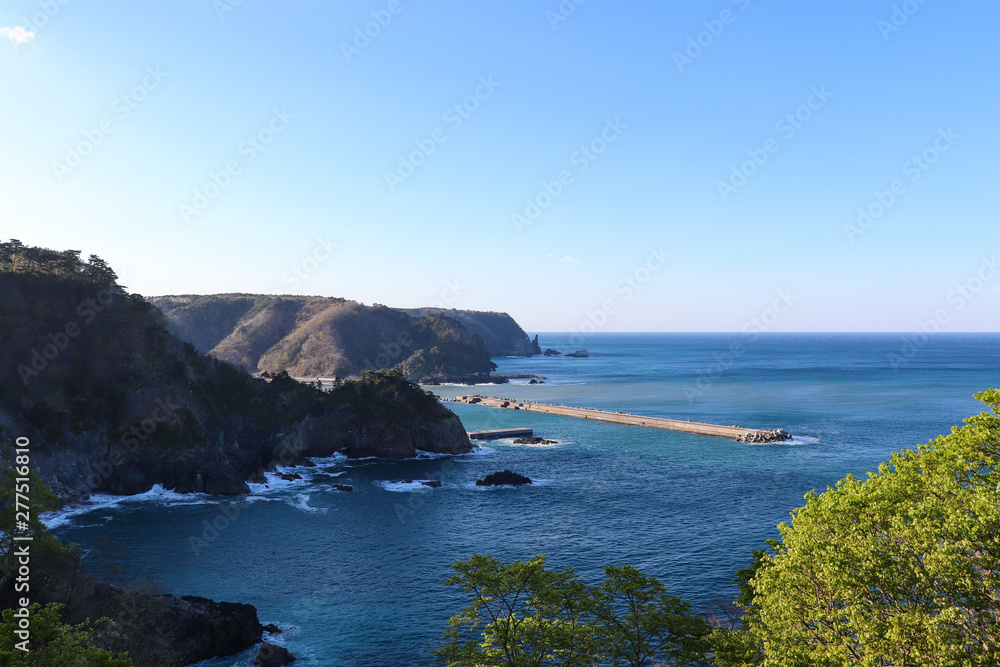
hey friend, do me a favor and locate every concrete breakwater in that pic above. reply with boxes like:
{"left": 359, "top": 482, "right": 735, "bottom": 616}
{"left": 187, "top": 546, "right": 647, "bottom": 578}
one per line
{"left": 453, "top": 395, "right": 791, "bottom": 443}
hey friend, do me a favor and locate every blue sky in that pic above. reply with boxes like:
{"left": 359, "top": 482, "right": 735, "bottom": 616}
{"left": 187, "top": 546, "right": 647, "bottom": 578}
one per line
{"left": 2, "top": 1, "right": 998, "bottom": 332}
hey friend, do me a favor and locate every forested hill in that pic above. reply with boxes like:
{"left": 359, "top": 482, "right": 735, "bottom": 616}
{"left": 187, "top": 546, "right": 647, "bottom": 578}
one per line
{"left": 0, "top": 241, "right": 472, "bottom": 501}
{"left": 150, "top": 294, "right": 538, "bottom": 383}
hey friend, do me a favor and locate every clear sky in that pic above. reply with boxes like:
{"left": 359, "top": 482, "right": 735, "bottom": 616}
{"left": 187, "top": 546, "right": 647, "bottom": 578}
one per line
{"left": 2, "top": 1, "right": 998, "bottom": 333}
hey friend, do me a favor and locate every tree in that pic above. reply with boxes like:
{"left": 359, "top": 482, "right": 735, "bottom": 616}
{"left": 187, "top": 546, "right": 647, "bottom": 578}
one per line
{"left": 436, "top": 555, "right": 600, "bottom": 667}
{"left": 706, "top": 552, "right": 768, "bottom": 667}
{"left": 747, "top": 389, "right": 1000, "bottom": 666}
{"left": 437, "top": 556, "right": 712, "bottom": 666}
{"left": 0, "top": 603, "right": 132, "bottom": 666}
{"left": 597, "top": 565, "right": 710, "bottom": 667}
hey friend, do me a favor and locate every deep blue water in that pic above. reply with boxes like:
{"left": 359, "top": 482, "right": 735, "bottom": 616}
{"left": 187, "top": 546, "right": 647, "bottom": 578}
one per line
{"left": 49, "top": 333, "right": 1000, "bottom": 666}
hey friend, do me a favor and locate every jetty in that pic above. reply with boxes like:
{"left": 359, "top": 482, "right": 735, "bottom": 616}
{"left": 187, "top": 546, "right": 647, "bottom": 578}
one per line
{"left": 455, "top": 396, "right": 790, "bottom": 443}
{"left": 467, "top": 427, "right": 533, "bottom": 440}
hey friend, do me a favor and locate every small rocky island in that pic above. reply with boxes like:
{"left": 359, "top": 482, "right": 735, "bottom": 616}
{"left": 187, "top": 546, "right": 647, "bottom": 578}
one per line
{"left": 543, "top": 348, "right": 590, "bottom": 357}
{"left": 513, "top": 436, "right": 557, "bottom": 445}
{"left": 476, "top": 470, "right": 532, "bottom": 486}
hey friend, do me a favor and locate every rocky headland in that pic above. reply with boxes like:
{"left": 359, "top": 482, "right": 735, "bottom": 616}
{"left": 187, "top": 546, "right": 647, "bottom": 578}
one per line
{"left": 150, "top": 294, "right": 542, "bottom": 385}
{"left": 0, "top": 243, "right": 472, "bottom": 503}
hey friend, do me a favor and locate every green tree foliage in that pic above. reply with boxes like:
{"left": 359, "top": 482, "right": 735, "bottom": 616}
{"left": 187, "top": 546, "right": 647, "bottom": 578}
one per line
{"left": 706, "top": 552, "right": 768, "bottom": 667}
{"left": 0, "top": 603, "right": 132, "bottom": 666}
{"left": 436, "top": 555, "right": 710, "bottom": 666}
{"left": 744, "top": 389, "right": 1000, "bottom": 666}
{"left": 599, "top": 565, "right": 710, "bottom": 666}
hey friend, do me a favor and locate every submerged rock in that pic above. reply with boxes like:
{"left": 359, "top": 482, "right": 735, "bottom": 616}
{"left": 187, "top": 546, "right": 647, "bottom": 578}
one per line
{"left": 332, "top": 484, "right": 354, "bottom": 492}
{"left": 512, "top": 437, "right": 556, "bottom": 445}
{"left": 254, "top": 642, "right": 296, "bottom": 666}
{"left": 476, "top": 470, "right": 532, "bottom": 487}
{"left": 422, "top": 480, "right": 442, "bottom": 488}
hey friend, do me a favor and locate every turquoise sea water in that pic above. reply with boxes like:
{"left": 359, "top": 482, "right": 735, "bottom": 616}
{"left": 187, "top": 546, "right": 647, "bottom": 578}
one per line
{"left": 49, "top": 333, "right": 1000, "bottom": 666}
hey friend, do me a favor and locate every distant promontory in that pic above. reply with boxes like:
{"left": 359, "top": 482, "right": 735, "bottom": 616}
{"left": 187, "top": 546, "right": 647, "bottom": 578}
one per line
{"left": 149, "top": 295, "right": 538, "bottom": 384}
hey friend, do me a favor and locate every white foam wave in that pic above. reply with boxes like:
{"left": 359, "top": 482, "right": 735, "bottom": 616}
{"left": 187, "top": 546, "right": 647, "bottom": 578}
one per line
{"left": 306, "top": 453, "right": 348, "bottom": 467}
{"left": 42, "top": 484, "right": 215, "bottom": 530}
{"left": 461, "top": 445, "right": 497, "bottom": 456}
{"left": 287, "top": 493, "right": 325, "bottom": 513}
{"left": 504, "top": 439, "right": 563, "bottom": 449}
{"left": 743, "top": 435, "right": 819, "bottom": 446}
{"left": 378, "top": 480, "right": 439, "bottom": 493}
{"left": 414, "top": 449, "right": 451, "bottom": 459}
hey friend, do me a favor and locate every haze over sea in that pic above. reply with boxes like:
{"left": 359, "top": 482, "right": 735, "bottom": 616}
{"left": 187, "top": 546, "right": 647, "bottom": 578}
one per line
{"left": 48, "top": 333, "right": 1000, "bottom": 666}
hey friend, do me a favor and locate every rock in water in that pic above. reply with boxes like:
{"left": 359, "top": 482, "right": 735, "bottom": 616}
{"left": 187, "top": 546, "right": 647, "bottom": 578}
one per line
{"left": 422, "top": 480, "right": 442, "bottom": 488}
{"left": 254, "top": 642, "right": 296, "bottom": 666}
{"left": 476, "top": 470, "right": 532, "bottom": 486}
{"left": 167, "top": 595, "right": 264, "bottom": 663}
{"left": 512, "top": 437, "right": 556, "bottom": 445}
{"left": 543, "top": 348, "right": 562, "bottom": 356}
{"left": 564, "top": 349, "right": 589, "bottom": 357}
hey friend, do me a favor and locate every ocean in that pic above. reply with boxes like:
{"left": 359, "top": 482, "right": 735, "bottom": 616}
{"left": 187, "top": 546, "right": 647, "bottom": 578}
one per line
{"left": 47, "top": 333, "right": 1000, "bottom": 666}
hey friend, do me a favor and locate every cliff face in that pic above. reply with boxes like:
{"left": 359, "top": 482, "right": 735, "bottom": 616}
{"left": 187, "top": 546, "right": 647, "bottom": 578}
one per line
{"left": 150, "top": 295, "right": 536, "bottom": 383}
{"left": 398, "top": 308, "right": 536, "bottom": 357}
{"left": 0, "top": 244, "right": 471, "bottom": 502}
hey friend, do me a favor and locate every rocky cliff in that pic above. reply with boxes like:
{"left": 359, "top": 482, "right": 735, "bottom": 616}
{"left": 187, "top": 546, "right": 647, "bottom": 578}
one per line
{"left": 398, "top": 308, "right": 537, "bottom": 357}
{"left": 150, "top": 295, "right": 537, "bottom": 383}
{"left": 0, "top": 242, "right": 471, "bottom": 503}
